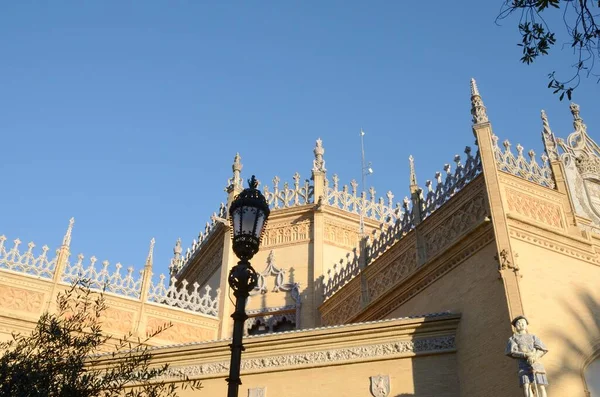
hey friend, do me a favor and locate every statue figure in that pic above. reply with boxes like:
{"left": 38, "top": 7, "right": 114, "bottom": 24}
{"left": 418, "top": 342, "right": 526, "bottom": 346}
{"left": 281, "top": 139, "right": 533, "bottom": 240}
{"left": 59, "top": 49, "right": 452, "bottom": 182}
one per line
{"left": 505, "top": 316, "right": 549, "bottom": 397}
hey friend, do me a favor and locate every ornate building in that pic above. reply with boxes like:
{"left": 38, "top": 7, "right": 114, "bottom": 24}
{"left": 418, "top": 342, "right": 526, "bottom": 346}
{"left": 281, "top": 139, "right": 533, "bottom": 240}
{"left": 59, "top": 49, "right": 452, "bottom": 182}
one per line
{"left": 1, "top": 80, "right": 599, "bottom": 396}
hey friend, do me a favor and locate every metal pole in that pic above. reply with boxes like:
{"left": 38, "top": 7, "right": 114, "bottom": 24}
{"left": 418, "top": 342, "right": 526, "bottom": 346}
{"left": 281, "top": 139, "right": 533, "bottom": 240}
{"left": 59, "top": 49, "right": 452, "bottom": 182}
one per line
{"left": 226, "top": 260, "right": 255, "bottom": 397}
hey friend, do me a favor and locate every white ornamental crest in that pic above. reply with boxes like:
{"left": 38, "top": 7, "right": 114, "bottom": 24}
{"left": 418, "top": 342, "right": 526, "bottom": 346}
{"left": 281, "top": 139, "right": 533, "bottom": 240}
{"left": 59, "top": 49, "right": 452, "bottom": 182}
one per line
{"left": 369, "top": 375, "right": 390, "bottom": 397}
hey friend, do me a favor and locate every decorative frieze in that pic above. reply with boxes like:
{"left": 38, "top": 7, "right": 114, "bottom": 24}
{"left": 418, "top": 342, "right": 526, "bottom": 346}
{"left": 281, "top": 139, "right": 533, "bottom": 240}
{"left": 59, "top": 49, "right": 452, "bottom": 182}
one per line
{"left": 324, "top": 219, "right": 360, "bottom": 249}
{"left": 261, "top": 219, "right": 311, "bottom": 248}
{"left": 0, "top": 285, "right": 44, "bottom": 313}
{"left": 360, "top": 227, "right": 495, "bottom": 322}
{"left": 163, "top": 335, "right": 456, "bottom": 378}
{"left": 321, "top": 284, "right": 362, "bottom": 326}
{"left": 424, "top": 193, "right": 487, "bottom": 259}
{"left": 505, "top": 188, "right": 563, "bottom": 229}
{"left": 367, "top": 248, "right": 417, "bottom": 302}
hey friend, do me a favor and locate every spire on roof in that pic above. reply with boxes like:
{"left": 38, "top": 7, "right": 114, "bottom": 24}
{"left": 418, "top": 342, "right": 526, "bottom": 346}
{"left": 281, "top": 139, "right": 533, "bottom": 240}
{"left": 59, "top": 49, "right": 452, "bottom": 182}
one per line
{"left": 145, "top": 238, "right": 155, "bottom": 269}
{"left": 470, "top": 78, "right": 488, "bottom": 125}
{"left": 541, "top": 110, "right": 559, "bottom": 161}
{"left": 62, "top": 217, "right": 75, "bottom": 247}
{"left": 409, "top": 155, "right": 419, "bottom": 193}
{"left": 313, "top": 138, "right": 326, "bottom": 173}
{"left": 169, "top": 238, "right": 182, "bottom": 277}
{"left": 227, "top": 153, "right": 243, "bottom": 192}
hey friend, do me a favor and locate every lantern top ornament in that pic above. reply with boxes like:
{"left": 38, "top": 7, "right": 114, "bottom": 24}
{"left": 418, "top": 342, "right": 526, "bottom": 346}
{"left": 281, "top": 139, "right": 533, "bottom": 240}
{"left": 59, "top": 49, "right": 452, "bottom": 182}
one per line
{"left": 228, "top": 175, "right": 271, "bottom": 261}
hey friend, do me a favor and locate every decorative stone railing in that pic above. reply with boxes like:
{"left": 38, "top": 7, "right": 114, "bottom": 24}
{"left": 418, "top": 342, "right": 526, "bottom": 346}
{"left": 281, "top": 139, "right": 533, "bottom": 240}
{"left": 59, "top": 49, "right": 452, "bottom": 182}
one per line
{"left": 0, "top": 235, "right": 221, "bottom": 318}
{"left": 365, "top": 200, "right": 414, "bottom": 263}
{"left": 324, "top": 247, "right": 361, "bottom": 299}
{"left": 325, "top": 175, "right": 401, "bottom": 224}
{"left": 147, "top": 275, "right": 220, "bottom": 317}
{"left": 175, "top": 202, "right": 228, "bottom": 275}
{"left": 324, "top": 144, "right": 483, "bottom": 300}
{"left": 262, "top": 173, "right": 314, "bottom": 209}
{"left": 492, "top": 135, "right": 555, "bottom": 189}
{"left": 63, "top": 254, "right": 143, "bottom": 298}
{"left": 422, "top": 145, "right": 482, "bottom": 217}
{"left": 0, "top": 236, "right": 57, "bottom": 279}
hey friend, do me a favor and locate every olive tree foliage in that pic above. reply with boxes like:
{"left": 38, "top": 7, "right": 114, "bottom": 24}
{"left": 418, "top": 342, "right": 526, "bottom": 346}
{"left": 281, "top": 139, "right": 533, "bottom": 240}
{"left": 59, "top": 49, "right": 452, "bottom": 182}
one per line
{"left": 0, "top": 280, "right": 202, "bottom": 397}
{"left": 497, "top": 0, "right": 600, "bottom": 99}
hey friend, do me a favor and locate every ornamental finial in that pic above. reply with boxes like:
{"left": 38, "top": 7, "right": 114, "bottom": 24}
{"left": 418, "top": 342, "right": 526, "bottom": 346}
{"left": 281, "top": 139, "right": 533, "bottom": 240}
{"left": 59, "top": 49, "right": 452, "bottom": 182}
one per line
{"left": 169, "top": 238, "right": 183, "bottom": 277}
{"left": 470, "top": 78, "right": 488, "bottom": 125}
{"left": 313, "top": 138, "right": 326, "bottom": 173}
{"left": 145, "top": 238, "right": 155, "bottom": 268}
{"left": 409, "top": 155, "right": 418, "bottom": 187}
{"left": 62, "top": 217, "right": 75, "bottom": 247}
{"left": 570, "top": 102, "right": 587, "bottom": 134}
{"left": 541, "top": 110, "right": 558, "bottom": 161}
{"left": 227, "top": 153, "right": 243, "bottom": 192}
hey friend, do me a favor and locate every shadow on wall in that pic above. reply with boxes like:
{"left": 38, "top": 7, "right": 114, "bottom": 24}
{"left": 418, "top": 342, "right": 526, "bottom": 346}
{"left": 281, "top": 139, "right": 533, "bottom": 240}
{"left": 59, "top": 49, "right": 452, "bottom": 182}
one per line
{"left": 547, "top": 289, "right": 600, "bottom": 394}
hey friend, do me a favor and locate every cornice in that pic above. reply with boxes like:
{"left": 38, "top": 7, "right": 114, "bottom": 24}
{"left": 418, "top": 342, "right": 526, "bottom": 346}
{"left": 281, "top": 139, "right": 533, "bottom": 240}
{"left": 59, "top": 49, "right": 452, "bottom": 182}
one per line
{"left": 99, "top": 314, "right": 460, "bottom": 379}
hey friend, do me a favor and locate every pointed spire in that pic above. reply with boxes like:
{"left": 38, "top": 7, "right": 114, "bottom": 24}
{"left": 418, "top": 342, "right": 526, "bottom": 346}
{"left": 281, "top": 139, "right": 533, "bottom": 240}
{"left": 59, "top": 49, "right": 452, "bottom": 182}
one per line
{"left": 145, "top": 238, "right": 155, "bottom": 269}
{"left": 470, "top": 78, "right": 488, "bottom": 125}
{"left": 312, "top": 138, "right": 326, "bottom": 173}
{"left": 227, "top": 153, "right": 243, "bottom": 192}
{"left": 570, "top": 102, "right": 588, "bottom": 135}
{"left": 169, "top": 238, "right": 182, "bottom": 277}
{"left": 409, "top": 155, "right": 419, "bottom": 193}
{"left": 540, "top": 110, "right": 559, "bottom": 161}
{"left": 62, "top": 217, "right": 75, "bottom": 247}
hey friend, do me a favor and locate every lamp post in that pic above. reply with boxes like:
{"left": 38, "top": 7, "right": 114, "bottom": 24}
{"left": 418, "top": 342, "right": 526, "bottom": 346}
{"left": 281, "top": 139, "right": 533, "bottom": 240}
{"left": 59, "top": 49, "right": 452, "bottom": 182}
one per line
{"left": 226, "top": 175, "right": 270, "bottom": 397}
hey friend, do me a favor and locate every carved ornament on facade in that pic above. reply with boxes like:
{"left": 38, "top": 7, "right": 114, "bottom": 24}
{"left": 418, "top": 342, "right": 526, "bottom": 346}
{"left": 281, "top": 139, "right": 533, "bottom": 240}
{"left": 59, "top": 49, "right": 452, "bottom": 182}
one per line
{"left": 494, "top": 249, "right": 519, "bottom": 277}
{"left": 0, "top": 285, "right": 44, "bottom": 313}
{"left": 361, "top": 227, "right": 495, "bottom": 322}
{"left": 369, "top": 375, "right": 391, "bottom": 397}
{"left": 423, "top": 193, "right": 487, "bottom": 259}
{"left": 505, "top": 188, "right": 563, "bottom": 229}
{"left": 367, "top": 248, "right": 417, "bottom": 302}
{"left": 324, "top": 219, "right": 360, "bottom": 249}
{"left": 261, "top": 219, "right": 311, "bottom": 248}
{"left": 162, "top": 335, "right": 456, "bottom": 379}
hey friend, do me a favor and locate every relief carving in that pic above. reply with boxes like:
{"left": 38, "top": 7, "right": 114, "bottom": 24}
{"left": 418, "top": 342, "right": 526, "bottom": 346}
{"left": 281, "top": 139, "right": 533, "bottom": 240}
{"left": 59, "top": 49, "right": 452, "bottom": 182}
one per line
{"left": 262, "top": 220, "right": 311, "bottom": 248}
{"left": 162, "top": 335, "right": 455, "bottom": 379}
{"left": 324, "top": 220, "right": 360, "bottom": 249}
{"left": 0, "top": 285, "right": 44, "bottom": 313}
{"left": 367, "top": 249, "right": 417, "bottom": 302}
{"left": 505, "top": 188, "right": 563, "bottom": 229}
{"left": 424, "top": 193, "right": 487, "bottom": 259}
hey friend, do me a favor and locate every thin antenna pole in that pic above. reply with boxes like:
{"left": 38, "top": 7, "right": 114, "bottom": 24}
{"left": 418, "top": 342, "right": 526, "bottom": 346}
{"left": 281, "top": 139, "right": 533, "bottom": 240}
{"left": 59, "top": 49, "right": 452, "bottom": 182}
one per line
{"left": 360, "top": 128, "right": 367, "bottom": 238}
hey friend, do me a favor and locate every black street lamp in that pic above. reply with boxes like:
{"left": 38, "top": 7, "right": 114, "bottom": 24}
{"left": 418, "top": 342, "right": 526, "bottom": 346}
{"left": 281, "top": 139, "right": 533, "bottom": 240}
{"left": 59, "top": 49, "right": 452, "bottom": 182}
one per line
{"left": 226, "top": 175, "right": 270, "bottom": 397}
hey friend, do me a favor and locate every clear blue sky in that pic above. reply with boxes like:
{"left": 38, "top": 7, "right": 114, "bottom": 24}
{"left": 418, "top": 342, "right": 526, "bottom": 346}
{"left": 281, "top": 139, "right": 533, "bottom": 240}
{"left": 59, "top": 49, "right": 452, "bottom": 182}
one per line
{"left": 1, "top": 1, "right": 597, "bottom": 280}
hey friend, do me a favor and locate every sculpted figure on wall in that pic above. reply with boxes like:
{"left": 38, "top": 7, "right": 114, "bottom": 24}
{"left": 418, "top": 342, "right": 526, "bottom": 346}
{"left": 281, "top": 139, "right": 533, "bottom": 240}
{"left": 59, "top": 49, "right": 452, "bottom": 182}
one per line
{"left": 505, "top": 316, "right": 549, "bottom": 397}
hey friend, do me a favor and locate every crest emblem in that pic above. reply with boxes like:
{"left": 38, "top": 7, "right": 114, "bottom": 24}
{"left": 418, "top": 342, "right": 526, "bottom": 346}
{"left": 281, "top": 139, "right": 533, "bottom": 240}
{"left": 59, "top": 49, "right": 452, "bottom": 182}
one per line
{"left": 369, "top": 375, "right": 390, "bottom": 397}
{"left": 583, "top": 178, "right": 600, "bottom": 218}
